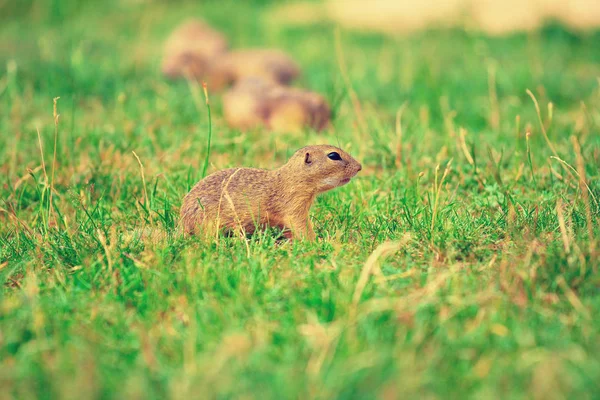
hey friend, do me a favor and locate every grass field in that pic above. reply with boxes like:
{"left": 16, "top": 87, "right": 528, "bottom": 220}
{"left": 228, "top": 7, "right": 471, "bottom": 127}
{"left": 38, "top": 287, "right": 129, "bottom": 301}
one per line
{"left": 1, "top": 0, "right": 600, "bottom": 398}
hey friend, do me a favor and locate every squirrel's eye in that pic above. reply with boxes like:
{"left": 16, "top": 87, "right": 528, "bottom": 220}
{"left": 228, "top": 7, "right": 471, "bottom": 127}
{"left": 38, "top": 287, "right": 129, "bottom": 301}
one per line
{"left": 327, "top": 152, "right": 342, "bottom": 161}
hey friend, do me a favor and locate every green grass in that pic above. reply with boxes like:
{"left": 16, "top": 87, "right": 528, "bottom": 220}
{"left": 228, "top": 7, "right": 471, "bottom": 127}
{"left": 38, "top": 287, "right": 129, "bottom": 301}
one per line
{"left": 1, "top": 1, "right": 600, "bottom": 398}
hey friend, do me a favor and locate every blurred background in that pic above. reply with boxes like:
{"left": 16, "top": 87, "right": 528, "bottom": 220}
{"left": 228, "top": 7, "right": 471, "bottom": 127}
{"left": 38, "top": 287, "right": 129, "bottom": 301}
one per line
{"left": 1, "top": 0, "right": 600, "bottom": 186}
{"left": 4, "top": 0, "right": 600, "bottom": 33}
{"left": 271, "top": 0, "right": 600, "bottom": 35}
{"left": 1, "top": 0, "right": 599, "bottom": 165}
{"left": 1, "top": 2, "right": 600, "bottom": 399}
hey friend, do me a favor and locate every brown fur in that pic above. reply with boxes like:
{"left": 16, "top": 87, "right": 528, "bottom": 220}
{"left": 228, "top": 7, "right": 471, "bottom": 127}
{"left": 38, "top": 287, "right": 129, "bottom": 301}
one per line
{"left": 222, "top": 78, "right": 330, "bottom": 132}
{"left": 161, "top": 19, "right": 229, "bottom": 79}
{"left": 180, "top": 145, "right": 362, "bottom": 240}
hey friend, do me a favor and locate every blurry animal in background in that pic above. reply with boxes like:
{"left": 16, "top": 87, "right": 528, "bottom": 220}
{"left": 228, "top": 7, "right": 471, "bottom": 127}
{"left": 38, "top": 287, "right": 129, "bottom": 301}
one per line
{"left": 162, "top": 19, "right": 325, "bottom": 133}
{"left": 222, "top": 78, "right": 330, "bottom": 132}
{"left": 162, "top": 19, "right": 229, "bottom": 79}
{"left": 207, "top": 49, "right": 301, "bottom": 90}
{"left": 162, "top": 22, "right": 300, "bottom": 89}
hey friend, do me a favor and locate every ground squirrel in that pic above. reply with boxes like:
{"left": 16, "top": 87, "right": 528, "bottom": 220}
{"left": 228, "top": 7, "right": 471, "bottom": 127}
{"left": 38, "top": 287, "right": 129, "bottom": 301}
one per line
{"left": 180, "top": 145, "right": 362, "bottom": 240}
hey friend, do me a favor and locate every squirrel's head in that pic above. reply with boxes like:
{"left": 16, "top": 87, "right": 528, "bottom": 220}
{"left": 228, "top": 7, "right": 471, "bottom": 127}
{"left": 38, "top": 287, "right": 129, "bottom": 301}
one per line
{"left": 283, "top": 145, "right": 362, "bottom": 193}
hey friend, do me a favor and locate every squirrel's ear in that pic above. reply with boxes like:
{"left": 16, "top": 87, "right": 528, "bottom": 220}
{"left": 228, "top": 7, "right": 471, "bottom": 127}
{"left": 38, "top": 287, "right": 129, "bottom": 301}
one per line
{"left": 304, "top": 152, "right": 312, "bottom": 164}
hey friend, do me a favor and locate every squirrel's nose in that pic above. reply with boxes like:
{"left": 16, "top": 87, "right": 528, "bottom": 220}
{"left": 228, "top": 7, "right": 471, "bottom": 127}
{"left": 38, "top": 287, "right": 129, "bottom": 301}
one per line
{"left": 357, "top": 163, "right": 362, "bottom": 172}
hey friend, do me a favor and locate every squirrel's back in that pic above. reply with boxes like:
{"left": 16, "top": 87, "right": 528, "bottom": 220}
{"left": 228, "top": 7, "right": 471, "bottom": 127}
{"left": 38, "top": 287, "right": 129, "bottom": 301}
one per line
{"left": 180, "top": 167, "right": 278, "bottom": 235}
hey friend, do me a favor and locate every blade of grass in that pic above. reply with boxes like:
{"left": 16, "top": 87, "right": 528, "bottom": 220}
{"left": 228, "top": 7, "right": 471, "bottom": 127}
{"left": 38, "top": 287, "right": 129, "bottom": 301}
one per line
{"left": 201, "top": 82, "right": 212, "bottom": 179}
